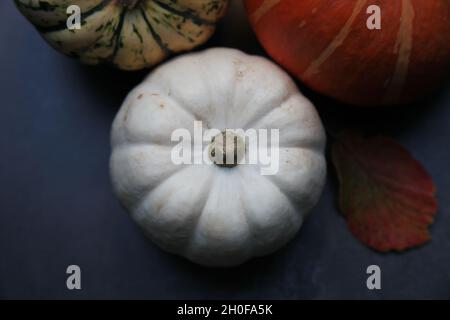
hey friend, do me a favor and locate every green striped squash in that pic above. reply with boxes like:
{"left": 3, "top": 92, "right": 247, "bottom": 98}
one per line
{"left": 15, "top": 0, "right": 229, "bottom": 70}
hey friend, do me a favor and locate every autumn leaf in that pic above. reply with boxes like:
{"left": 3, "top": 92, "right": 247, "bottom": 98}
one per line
{"left": 331, "top": 131, "right": 437, "bottom": 252}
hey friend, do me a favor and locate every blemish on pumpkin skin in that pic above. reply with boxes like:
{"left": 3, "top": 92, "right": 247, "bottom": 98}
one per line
{"left": 156, "top": 192, "right": 172, "bottom": 214}
{"left": 133, "top": 152, "right": 145, "bottom": 167}
{"left": 138, "top": 94, "right": 143, "bottom": 100}
{"left": 156, "top": 201, "right": 166, "bottom": 214}
{"left": 123, "top": 102, "right": 133, "bottom": 123}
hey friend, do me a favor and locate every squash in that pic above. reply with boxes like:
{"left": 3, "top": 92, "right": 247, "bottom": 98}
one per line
{"left": 110, "top": 48, "right": 326, "bottom": 266}
{"left": 244, "top": 0, "right": 450, "bottom": 106}
{"left": 15, "top": 0, "right": 229, "bottom": 70}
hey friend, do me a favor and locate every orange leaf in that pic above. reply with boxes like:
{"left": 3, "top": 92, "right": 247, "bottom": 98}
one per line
{"left": 332, "top": 131, "right": 437, "bottom": 252}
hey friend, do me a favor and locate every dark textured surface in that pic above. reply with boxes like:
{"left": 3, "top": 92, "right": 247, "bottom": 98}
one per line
{"left": 1, "top": 0, "right": 449, "bottom": 299}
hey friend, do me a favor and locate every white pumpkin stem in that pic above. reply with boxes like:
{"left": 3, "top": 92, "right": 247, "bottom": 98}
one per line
{"left": 209, "top": 131, "right": 246, "bottom": 168}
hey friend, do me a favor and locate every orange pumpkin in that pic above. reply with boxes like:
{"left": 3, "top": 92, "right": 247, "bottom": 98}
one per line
{"left": 244, "top": 0, "right": 450, "bottom": 106}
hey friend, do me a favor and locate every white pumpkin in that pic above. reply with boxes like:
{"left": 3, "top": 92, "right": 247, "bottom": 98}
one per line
{"left": 110, "top": 48, "right": 326, "bottom": 266}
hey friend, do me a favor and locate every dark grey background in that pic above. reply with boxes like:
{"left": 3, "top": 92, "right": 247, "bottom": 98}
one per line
{"left": 1, "top": 0, "right": 449, "bottom": 299}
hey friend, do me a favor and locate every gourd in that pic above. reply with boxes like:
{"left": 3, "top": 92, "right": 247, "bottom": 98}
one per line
{"left": 15, "top": 0, "right": 229, "bottom": 70}
{"left": 244, "top": 0, "right": 450, "bottom": 106}
{"left": 110, "top": 48, "right": 326, "bottom": 266}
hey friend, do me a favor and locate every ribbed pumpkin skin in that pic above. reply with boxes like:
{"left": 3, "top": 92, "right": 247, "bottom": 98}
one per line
{"left": 16, "top": 0, "right": 229, "bottom": 70}
{"left": 245, "top": 0, "right": 450, "bottom": 106}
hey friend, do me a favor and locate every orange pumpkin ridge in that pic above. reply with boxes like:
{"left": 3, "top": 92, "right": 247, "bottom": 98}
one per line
{"left": 245, "top": 0, "right": 450, "bottom": 106}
